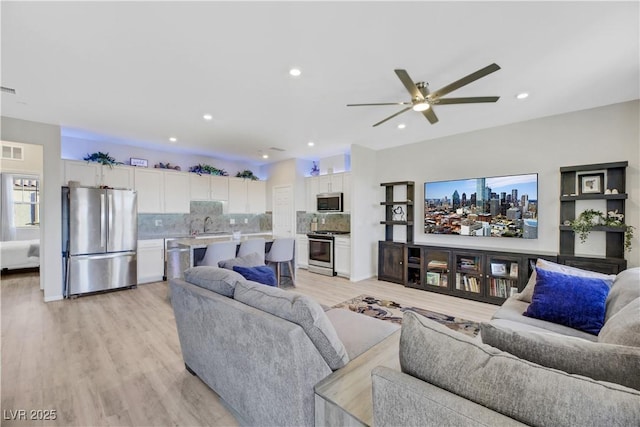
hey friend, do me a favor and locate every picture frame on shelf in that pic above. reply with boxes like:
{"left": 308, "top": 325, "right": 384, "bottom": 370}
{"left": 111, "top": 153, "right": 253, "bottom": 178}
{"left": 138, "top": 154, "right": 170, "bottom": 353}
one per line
{"left": 509, "top": 262, "right": 519, "bottom": 278}
{"left": 426, "top": 271, "right": 440, "bottom": 286}
{"left": 490, "top": 263, "right": 507, "bottom": 275}
{"left": 578, "top": 172, "right": 604, "bottom": 195}
{"left": 130, "top": 157, "right": 148, "bottom": 167}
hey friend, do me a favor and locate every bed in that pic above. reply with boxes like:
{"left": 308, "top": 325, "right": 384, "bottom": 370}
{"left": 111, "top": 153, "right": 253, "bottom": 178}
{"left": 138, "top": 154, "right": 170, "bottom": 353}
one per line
{"left": 0, "top": 239, "right": 40, "bottom": 270}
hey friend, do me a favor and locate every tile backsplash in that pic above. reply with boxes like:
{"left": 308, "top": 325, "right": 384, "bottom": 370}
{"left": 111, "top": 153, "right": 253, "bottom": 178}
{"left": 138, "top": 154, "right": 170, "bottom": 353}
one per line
{"left": 296, "top": 211, "right": 350, "bottom": 234}
{"left": 138, "top": 201, "right": 272, "bottom": 239}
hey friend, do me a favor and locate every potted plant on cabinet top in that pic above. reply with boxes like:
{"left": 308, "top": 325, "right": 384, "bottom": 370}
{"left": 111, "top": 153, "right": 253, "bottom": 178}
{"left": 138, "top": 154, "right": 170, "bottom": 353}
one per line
{"left": 84, "top": 152, "right": 122, "bottom": 168}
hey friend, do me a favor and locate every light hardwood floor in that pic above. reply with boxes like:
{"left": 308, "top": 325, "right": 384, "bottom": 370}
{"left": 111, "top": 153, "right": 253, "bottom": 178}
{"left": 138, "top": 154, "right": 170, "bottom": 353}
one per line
{"left": 1, "top": 269, "right": 498, "bottom": 426}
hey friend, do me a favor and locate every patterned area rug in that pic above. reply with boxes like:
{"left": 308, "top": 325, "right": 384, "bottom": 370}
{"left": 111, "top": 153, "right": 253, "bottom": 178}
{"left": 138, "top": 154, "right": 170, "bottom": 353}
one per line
{"left": 333, "top": 295, "right": 480, "bottom": 338}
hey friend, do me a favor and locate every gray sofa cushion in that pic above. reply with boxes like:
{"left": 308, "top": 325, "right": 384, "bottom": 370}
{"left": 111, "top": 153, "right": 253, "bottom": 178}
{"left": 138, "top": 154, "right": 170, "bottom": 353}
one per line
{"left": 599, "top": 297, "right": 640, "bottom": 347}
{"left": 400, "top": 311, "right": 640, "bottom": 426}
{"left": 234, "top": 280, "right": 349, "bottom": 370}
{"left": 325, "top": 308, "right": 400, "bottom": 360}
{"left": 481, "top": 322, "right": 640, "bottom": 391}
{"left": 183, "top": 266, "right": 245, "bottom": 297}
{"left": 491, "top": 297, "right": 597, "bottom": 341}
{"left": 517, "top": 259, "right": 615, "bottom": 303}
{"left": 218, "top": 252, "right": 265, "bottom": 269}
{"left": 605, "top": 267, "right": 640, "bottom": 321}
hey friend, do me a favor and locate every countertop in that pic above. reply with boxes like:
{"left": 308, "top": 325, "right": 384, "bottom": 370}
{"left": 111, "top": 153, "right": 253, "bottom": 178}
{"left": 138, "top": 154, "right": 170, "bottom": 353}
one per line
{"left": 175, "top": 233, "right": 274, "bottom": 249}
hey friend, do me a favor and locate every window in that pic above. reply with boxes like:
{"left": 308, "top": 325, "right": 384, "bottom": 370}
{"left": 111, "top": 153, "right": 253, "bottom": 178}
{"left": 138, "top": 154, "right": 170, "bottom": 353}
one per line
{"left": 2, "top": 144, "right": 23, "bottom": 160}
{"left": 13, "top": 176, "right": 39, "bottom": 226}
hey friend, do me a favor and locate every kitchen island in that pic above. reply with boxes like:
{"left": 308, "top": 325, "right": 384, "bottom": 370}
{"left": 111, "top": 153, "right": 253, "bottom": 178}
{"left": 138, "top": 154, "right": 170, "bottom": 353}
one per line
{"left": 168, "top": 233, "right": 274, "bottom": 279}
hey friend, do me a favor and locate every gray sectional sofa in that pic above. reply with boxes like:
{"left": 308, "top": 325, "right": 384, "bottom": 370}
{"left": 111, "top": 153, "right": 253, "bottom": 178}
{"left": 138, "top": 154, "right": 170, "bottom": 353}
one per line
{"left": 372, "top": 265, "right": 640, "bottom": 426}
{"left": 170, "top": 266, "right": 399, "bottom": 427}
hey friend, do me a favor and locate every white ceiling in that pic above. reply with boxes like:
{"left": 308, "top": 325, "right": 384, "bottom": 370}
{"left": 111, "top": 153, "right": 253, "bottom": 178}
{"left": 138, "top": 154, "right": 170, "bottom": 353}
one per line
{"left": 2, "top": 1, "right": 638, "bottom": 165}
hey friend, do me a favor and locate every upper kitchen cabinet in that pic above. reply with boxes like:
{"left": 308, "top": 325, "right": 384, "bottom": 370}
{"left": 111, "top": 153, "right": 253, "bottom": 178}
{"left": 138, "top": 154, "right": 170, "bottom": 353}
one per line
{"left": 62, "top": 160, "right": 133, "bottom": 189}
{"left": 305, "top": 176, "right": 319, "bottom": 212}
{"left": 318, "top": 174, "right": 343, "bottom": 193}
{"left": 228, "top": 178, "right": 266, "bottom": 213}
{"left": 134, "top": 168, "right": 164, "bottom": 213}
{"left": 102, "top": 165, "right": 134, "bottom": 189}
{"left": 63, "top": 160, "right": 100, "bottom": 186}
{"left": 163, "top": 171, "right": 190, "bottom": 214}
{"left": 190, "top": 174, "right": 230, "bottom": 201}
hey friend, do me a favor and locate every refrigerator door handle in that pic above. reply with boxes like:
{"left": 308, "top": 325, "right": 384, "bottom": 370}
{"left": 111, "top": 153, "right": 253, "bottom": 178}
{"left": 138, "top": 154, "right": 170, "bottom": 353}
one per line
{"left": 71, "top": 252, "right": 136, "bottom": 261}
{"left": 107, "top": 192, "right": 114, "bottom": 247}
{"left": 100, "top": 193, "right": 106, "bottom": 249}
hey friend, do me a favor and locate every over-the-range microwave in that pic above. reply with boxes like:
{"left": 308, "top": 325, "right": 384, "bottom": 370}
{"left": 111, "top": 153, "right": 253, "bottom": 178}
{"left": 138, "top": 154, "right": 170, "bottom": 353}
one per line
{"left": 316, "top": 192, "right": 343, "bottom": 212}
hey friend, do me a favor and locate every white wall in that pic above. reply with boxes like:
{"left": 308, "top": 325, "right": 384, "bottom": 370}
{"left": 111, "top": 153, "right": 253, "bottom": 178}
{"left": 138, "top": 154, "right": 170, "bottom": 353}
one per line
{"left": 350, "top": 144, "right": 379, "bottom": 281}
{"left": 2, "top": 116, "right": 63, "bottom": 301}
{"left": 374, "top": 100, "right": 639, "bottom": 269}
{"left": 62, "top": 136, "right": 265, "bottom": 179}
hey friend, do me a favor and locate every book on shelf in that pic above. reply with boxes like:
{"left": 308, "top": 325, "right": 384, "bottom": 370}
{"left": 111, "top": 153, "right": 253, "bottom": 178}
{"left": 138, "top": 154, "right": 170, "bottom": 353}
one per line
{"left": 427, "top": 260, "right": 448, "bottom": 270}
{"left": 510, "top": 262, "right": 519, "bottom": 278}
{"left": 459, "top": 257, "right": 477, "bottom": 270}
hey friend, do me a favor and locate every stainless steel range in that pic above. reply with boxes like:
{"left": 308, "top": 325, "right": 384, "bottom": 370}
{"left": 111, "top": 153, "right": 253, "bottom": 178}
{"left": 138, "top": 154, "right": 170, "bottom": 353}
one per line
{"left": 307, "top": 230, "right": 349, "bottom": 276}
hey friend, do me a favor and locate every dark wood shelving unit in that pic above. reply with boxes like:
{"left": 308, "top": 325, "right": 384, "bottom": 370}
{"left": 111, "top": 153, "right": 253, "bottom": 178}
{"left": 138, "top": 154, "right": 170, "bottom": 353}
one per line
{"left": 559, "top": 161, "right": 628, "bottom": 270}
{"left": 378, "top": 181, "right": 415, "bottom": 284}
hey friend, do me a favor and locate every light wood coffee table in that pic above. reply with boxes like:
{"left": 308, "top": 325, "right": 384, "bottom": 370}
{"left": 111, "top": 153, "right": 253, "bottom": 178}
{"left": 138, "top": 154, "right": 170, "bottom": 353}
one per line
{"left": 314, "top": 330, "right": 401, "bottom": 426}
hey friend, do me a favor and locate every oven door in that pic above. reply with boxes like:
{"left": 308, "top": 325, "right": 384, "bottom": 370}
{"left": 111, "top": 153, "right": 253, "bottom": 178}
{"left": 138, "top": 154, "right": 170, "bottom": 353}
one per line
{"left": 308, "top": 236, "right": 334, "bottom": 272}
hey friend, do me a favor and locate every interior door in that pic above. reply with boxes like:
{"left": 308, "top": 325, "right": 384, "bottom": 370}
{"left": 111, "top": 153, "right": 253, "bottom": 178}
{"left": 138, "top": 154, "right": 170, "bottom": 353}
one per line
{"left": 272, "top": 185, "right": 293, "bottom": 237}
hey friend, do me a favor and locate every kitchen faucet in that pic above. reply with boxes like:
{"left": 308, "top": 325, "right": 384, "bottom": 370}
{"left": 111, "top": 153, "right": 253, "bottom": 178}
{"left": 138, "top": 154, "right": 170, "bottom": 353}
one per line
{"left": 204, "top": 216, "right": 213, "bottom": 233}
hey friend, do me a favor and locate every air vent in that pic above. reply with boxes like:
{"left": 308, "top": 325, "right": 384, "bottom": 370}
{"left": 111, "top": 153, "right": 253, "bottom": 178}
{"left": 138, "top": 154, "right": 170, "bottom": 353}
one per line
{"left": 1, "top": 86, "right": 16, "bottom": 94}
{"left": 269, "top": 147, "right": 285, "bottom": 152}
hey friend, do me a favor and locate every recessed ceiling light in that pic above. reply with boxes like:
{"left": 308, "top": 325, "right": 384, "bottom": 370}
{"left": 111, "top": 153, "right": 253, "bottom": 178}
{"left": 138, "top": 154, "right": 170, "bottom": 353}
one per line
{"left": 308, "top": 141, "right": 315, "bottom": 147}
{"left": 516, "top": 92, "right": 529, "bottom": 100}
{"left": 262, "top": 154, "right": 269, "bottom": 159}
{"left": 169, "top": 137, "right": 177, "bottom": 143}
{"left": 397, "top": 123, "right": 406, "bottom": 129}
{"left": 203, "top": 114, "right": 213, "bottom": 121}
{"left": 289, "top": 68, "right": 301, "bottom": 77}
{"left": 412, "top": 103, "right": 430, "bottom": 112}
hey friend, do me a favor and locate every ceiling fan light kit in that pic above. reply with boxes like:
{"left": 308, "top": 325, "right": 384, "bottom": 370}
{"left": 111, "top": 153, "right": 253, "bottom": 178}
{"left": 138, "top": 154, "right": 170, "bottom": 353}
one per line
{"left": 347, "top": 63, "right": 501, "bottom": 126}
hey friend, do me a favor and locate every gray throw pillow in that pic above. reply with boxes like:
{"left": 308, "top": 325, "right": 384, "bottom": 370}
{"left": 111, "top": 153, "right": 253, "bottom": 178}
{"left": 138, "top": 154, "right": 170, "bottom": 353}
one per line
{"left": 599, "top": 297, "right": 640, "bottom": 347}
{"left": 400, "top": 311, "right": 640, "bottom": 426}
{"left": 517, "top": 259, "right": 615, "bottom": 303}
{"left": 481, "top": 322, "right": 640, "bottom": 391}
{"left": 218, "top": 252, "right": 265, "bottom": 269}
{"left": 604, "top": 268, "right": 640, "bottom": 321}
{"left": 234, "top": 280, "right": 349, "bottom": 370}
{"left": 183, "top": 266, "right": 245, "bottom": 297}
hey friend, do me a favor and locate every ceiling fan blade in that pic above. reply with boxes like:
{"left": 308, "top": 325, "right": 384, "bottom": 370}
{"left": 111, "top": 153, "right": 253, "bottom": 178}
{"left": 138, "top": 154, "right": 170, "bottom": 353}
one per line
{"left": 422, "top": 107, "right": 439, "bottom": 124}
{"left": 429, "top": 63, "right": 501, "bottom": 99}
{"left": 394, "top": 69, "right": 424, "bottom": 101}
{"left": 373, "top": 106, "right": 412, "bottom": 127}
{"left": 436, "top": 96, "right": 500, "bottom": 105}
{"left": 347, "top": 102, "right": 412, "bottom": 107}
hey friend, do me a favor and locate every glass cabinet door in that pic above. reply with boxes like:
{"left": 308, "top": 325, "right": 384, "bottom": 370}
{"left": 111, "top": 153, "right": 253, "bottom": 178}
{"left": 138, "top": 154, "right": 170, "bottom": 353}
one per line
{"left": 486, "top": 255, "right": 521, "bottom": 299}
{"left": 454, "top": 253, "right": 483, "bottom": 295}
{"left": 425, "top": 250, "right": 451, "bottom": 289}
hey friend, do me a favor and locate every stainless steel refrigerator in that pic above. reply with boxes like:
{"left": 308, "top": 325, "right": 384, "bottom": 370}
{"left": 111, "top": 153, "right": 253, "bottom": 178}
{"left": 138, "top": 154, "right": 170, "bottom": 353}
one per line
{"left": 62, "top": 186, "right": 137, "bottom": 297}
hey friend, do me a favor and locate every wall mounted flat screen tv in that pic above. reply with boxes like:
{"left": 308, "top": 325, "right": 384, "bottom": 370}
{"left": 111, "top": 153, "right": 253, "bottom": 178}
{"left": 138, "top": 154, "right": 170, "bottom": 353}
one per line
{"left": 424, "top": 173, "right": 538, "bottom": 239}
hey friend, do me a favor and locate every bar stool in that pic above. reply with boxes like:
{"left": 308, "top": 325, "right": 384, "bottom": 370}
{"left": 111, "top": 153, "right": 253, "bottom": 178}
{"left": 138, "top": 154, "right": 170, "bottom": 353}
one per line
{"left": 265, "top": 238, "right": 295, "bottom": 287}
{"left": 198, "top": 241, "right": 238, "bottom": 267}
{"left": 237, "top": 238, "right": 266, "bottom": 263}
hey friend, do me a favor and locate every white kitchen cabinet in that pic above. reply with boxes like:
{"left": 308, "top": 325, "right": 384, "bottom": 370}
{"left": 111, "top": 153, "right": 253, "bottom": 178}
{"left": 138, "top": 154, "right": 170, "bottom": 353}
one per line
{"left": 342, "top": 172, "right": 351, "bottom": 213}
{"left": 189, "top": 173, "right": 211, "bottom": 200}
{"left": 134, "top": 168, "right": 164, "bottom": 213}
{"left": 137, "top": 239, "right": 165, "bottom": 284}
{"left": 228, "top": 178, "right": 266, "bottom": 213}
{"left": 318, "top": 173, "right": 343, "bottom": 193}
{"left": 334, "top": 235, "right": 351, "bottom": 278}
{"left": 102, "top": 165, "right": 134, "bottom": 189}
{"left": 164, "top": 171, "right": 191, "bottom": 213}
{"left": 305, "top": 177, "right": 319, "bottom": 212}
{"left": 63, "top": 160, "right": 135, "bottom": 189}
{"left": 211, "top": 176, "right": 229, "bottom": 200}
{"left": 296, "top": 234, "right": 309, "bottom": 269}
{"left": 63, "top": 160, "right": 100, "bottom": 186}
{"left": 190, "top": 174, "right": 229, "bottom": 202}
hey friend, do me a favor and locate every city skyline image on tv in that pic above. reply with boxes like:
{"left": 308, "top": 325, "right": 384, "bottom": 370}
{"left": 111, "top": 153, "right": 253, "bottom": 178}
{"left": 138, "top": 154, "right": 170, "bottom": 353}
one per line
{"left": 424, "top": 173, "right": 538, "bottom": 239}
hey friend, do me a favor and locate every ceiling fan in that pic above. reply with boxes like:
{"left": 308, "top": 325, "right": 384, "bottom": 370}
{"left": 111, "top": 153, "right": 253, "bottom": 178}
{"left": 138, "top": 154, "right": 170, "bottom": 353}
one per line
{"left": 347, "top": 63, "right": 501, "bottom": 127}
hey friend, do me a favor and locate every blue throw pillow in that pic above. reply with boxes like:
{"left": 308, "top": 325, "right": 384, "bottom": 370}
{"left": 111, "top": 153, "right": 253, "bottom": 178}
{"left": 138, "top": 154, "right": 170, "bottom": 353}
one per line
{"left": 233, "top": 265, "right": 277, "bottom": 287}
{"left": 523, "top": 267, "right": 610, "bottom": 335}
